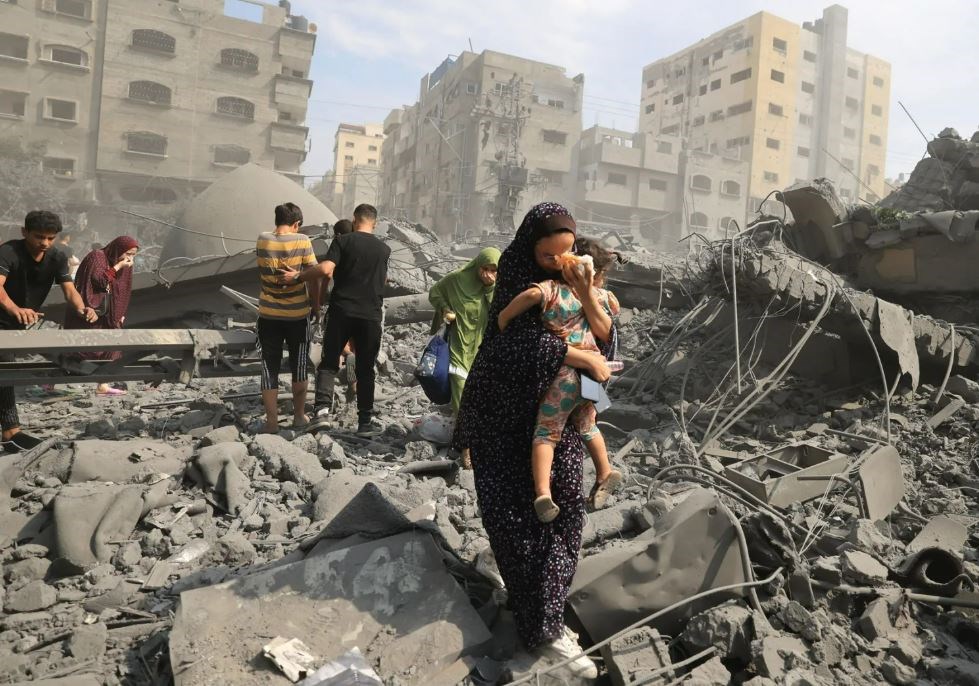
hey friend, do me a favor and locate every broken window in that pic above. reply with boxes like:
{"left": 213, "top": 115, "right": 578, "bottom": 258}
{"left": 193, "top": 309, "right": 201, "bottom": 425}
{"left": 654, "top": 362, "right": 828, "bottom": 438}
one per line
{"left": 799, "top": 113, "right": 813, "bottom": 125}
{"left": 220, "top": 48, "right": 259, "bottom": 72}
{"left": 132, "top": 29, "right": 176, "bottom": 54}
{"left": 868, "top": 163, "right": 880, "bottom": 175}
{"left": 55, "top": 0, "right": 91, "bottom": 19}
{"left": 466, "top": 83, "right": 477, "bottom": 95}
{"left": 657, "top": 141, "right": 673, "bottom": 154}
{"left": 803, "top": 50, "right": 817, "bottom": 63}
{"left": 690, "top": 174, "right": 711, "bottom": 192}
{"left": 368, "top": 158, "right": 377, "bottom": 165}
{"left": 213, "top": 145, "right": 250, "bottom": 165}
{"left": 128, "top": 81, "right": 171, "bottom": 106}
{"left": 869, "top": 134, "right": 882, "bottom": 145}
{"left": 216, "top": 96, "right": 255, "bottom": 119}
{"left": 710, "top": 79, "right": 721, "bottom": 91}
{"left": 798, "top": 146, "right": 810, "bottom": 157}
{"left": 732, "top": 36, "right": 753, "bottom": 51}
{"left": 845, "top": 96, "right": 859, "bottom": 109}
{"left": 644, "top": 103, "right": 655, "bottom": 114}
{"left": 720, "top": 216, "right": 738, "bottom": 232}
{"left": 873, "top": 76, "right": 885, "bottom": 87}
{"left": 45, "top": 98, "right": 77, "bottom": 121}
{"left": 344, "top": 155, "right": 353, "bottom": 161}
{"left": 607, "top": 172, "right": 627, "bottom": 186}
{"left": 645, "top": 78, "right": 656, "bottom": 89}
{"left": 699, "top": 84, "right": 707, "bottom": 96}
{"left": 702, "top": 56, "right": 710, "bottom": 66}
{"left": 801, "top": 81, "right": 815, "bottom": 94}
{"left": 847, "top": 67, "right": 859, "bottom": 79}
{"left": 692, "top": 115, "right": 705, "bottom": 127}
{"left": 768, "top": 103, "right": 783, "bottom": 116}
{"left": 721, "top": 180, "right": 741, "bottom": 196}
{"left": 689, "top": 211, "right": 708, "bottom": 227}
{"left": 770, "top": 69, "right": 784, "bottom": 83}
{"left": 43, "top": 157, "right": 75, "bottom": 177}
{"left": 726, "top": 136, "right": 749, "bottom": 148}
{"left": 648, "top": 178, "right": 668, "bottom": 191}
{"left": 763, "top": 171, "right": 779, "bottom": 183}
{"left": 766, "top": 137, "right": 780, "bottom": 150}
{"left": 871, "top": 104, "right": 882, "bottom": 116}
{"left": 344, "top": 141, "right": 354, "bottom": 148}
{"left": 661, "top": 124, "right": 679, "bottom": 135}
{"left": 0, "top": 32, "right": 29, "bottom": 60}
{"left": 713, "top": 49, "right": 723, "bottom": 61}
{"left": 844, "top": 127, "right": 856, "bottom": 139}
{"left": 126, "top": 131, "right": 167, "bottom": 156}
{"left": 541, "top": 129, "right": 567, "bottom": 145}
{"left": 0, "top": 90, "right": 26, "bottom": 117}
{"left": 368, "top": 145, "right": 378, "bottom": 152}
{"left": 672, "top": 94, "right": 684, "bottom": 105}
{"left": 727, "top": 100, "right": 752, "bottom": 116}
{"left": 730, "top": 68, "right": 751, "bottom": 84}
{"left": 710, "top": 110, "right": 724, "bottom": 122}
{"left": 772, "top": 37, "right": 787, "bottom": 53}
{"left": 46, "top": 45, "right": 87, "bottom": 66}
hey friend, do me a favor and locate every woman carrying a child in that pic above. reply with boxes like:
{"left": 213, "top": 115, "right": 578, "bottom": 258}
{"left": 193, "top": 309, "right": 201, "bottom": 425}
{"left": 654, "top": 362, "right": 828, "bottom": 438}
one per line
{"left": 455, "top": 202, "right": 615, "bottom": 679}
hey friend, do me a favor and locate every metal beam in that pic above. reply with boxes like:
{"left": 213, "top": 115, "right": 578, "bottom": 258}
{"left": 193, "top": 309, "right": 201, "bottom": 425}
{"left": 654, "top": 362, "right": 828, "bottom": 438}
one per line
{"left": 0, "top": 328, "right": 259, "bottom": 387}
{"left": 0, "top": 329, "right": 255, "bottom": 356}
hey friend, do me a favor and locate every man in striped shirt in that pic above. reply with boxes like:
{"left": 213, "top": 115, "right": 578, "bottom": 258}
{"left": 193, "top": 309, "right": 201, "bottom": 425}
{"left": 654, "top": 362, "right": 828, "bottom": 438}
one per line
{"left": 255, "top": 202, "right": 318, "bottom": 433}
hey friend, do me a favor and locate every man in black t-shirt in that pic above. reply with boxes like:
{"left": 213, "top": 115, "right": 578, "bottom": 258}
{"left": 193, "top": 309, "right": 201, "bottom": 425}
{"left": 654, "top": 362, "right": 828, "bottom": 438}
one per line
{"left": 0, "top": 211, "right": 97, "bottom": 453}
{"left": 281, "top": 204, "right": 390, "bottom": 437}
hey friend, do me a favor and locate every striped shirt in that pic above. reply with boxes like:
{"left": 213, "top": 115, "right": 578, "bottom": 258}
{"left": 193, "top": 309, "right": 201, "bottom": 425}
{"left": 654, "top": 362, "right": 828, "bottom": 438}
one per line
{"left": 256, "top": 232, "right": 317, "bottom": 320}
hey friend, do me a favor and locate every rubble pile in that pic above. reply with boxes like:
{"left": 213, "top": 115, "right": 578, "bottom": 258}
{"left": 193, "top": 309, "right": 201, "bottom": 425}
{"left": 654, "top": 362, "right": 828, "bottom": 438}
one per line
{"left": 3, "top": 146, "right": 979, "bottom": 684}
{"left": 880, "top": 127, "right": 979, "bottom": 213}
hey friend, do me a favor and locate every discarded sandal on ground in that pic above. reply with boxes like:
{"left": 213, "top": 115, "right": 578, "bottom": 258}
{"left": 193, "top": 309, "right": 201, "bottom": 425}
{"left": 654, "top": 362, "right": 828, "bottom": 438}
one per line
{"left": 588, "top": 470, "right": 623, "bottom": 510}
{"left": 534, "top": 495, "right": 560, "bottom": 523}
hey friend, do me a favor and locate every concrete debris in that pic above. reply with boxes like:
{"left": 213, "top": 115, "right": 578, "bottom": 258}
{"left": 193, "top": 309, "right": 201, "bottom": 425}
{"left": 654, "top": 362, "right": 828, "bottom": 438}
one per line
{"left": 8, "top": 193, "right": 979, "bottom": 685}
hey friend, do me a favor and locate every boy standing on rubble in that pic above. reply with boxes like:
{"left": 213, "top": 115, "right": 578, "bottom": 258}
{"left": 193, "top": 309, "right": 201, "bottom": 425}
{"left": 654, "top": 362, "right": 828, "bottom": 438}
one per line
{"left": 280, "top": 204, "right": 390, "bottom": 437}
{"left": 0, "top": 211, "right": 98, "bottom": 453}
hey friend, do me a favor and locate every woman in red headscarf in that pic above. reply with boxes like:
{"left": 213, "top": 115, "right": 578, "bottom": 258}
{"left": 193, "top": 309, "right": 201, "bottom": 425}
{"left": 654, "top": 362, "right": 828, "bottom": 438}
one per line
{"left": 64, "top": 236, "right": 139, "bottom": 396}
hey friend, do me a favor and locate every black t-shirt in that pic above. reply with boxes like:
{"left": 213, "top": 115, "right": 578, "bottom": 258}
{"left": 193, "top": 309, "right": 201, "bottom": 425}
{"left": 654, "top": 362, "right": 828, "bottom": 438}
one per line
{"left": 0, "top": 240, "right": 72, "bottom": 328}
{"left": 325, "top": 231, "right": 390, "bottom": 321}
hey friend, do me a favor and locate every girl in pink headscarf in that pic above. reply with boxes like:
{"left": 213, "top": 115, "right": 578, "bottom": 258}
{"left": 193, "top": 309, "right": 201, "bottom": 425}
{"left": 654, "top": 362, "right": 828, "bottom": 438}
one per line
{"left": 64, "top": 236, "right": 139, "bottom": 396}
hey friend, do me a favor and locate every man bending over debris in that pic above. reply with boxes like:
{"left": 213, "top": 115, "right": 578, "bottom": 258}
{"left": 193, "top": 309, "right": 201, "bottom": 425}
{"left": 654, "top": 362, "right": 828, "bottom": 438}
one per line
{"left": 280, "top": 204, "right": 390, "bottom": 437}
{"left": 0, "top": 210, "right": 97, "bottom": 453}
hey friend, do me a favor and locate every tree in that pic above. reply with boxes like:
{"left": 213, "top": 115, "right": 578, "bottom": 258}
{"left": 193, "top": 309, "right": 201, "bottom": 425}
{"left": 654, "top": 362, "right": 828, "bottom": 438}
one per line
{"left": 0, "top": 136, "right": 66, "bottom": 227}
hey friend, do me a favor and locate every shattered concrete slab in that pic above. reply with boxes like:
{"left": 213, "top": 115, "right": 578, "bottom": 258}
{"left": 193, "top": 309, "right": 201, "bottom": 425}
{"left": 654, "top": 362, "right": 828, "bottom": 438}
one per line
{"left": 169, "top": 530, "right": 491, "bottom": 685}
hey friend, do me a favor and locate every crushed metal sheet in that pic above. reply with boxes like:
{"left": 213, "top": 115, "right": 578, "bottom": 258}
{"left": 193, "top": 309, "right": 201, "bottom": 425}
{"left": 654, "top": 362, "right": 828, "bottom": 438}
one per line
{"left": 876, "top": 299, "right": 920, "bottom": 390}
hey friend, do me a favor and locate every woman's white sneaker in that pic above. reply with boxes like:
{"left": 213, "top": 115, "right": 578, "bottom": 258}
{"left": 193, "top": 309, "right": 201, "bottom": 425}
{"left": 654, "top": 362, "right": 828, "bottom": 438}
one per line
{"left": 537, "top": 628, "right": 598, "bottom": 679}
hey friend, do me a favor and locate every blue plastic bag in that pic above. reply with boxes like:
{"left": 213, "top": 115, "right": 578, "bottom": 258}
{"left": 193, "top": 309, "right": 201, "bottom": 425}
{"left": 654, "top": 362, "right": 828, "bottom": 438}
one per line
{"left": 414, "top": 326, "right": 451, "bottom": 405}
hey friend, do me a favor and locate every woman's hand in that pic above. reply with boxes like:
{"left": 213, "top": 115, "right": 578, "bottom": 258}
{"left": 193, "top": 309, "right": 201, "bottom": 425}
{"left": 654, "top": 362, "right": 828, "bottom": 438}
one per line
{"left": 585, "top": 354, "right": 611, "bottom": 382}
{"left": 561, "top": 261, "right": 593, "bottom": 300}
{"left": 114, "top": 255, "right": 134, "bottom": 272}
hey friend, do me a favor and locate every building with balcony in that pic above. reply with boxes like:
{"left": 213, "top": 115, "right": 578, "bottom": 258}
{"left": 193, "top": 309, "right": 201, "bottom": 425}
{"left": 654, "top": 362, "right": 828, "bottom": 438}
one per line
{"left": 638, "top": 4, "right": 890, "bottom": 212}
{"left": 318, "top": 122, "right": 384, "bottom": 216}
{"left": 573, "top": 125, "right": 749, "bottom": 248}
{"left": 379, "top": 50, "right": 583, "bottom": 239}
{"left": 0, "top": 0, "right": 316, "bottom": 225}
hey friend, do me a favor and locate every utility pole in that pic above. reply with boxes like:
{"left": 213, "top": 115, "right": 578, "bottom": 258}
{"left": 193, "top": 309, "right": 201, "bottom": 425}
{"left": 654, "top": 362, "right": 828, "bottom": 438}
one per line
{"left": 474, "top": 74, "right": 530, "bottom": 233}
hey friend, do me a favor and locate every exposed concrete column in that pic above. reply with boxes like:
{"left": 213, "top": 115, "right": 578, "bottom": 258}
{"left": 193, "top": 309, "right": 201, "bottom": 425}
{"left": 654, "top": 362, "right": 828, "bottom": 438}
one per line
{"left": 814, "top": 4, "right": 848, "bottom": 179}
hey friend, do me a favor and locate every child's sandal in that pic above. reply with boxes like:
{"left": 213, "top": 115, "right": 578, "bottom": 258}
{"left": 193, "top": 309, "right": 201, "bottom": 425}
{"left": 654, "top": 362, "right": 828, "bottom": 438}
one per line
{"left": 588, "top": 470, "right": 623, "bottom": 510}
{"left": 534, "top": 495, "right": 560, "bottom": 523}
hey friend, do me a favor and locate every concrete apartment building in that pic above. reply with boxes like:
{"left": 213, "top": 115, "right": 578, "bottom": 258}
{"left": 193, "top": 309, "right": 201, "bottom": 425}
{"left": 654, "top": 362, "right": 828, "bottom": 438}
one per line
{"left": 573, "top": 125, "right": 749, "bottom": 245}
{"left": 638, "top": 4, "right": 890, "bottom": 217}
{"left": 0, "top": 0, "right": 315, "bottom": 219}
{"left": 319, "top": 122, "right": 384, "bottom": 216}
{"left": 379, "top": 50, "right": 583, "bottom": 239}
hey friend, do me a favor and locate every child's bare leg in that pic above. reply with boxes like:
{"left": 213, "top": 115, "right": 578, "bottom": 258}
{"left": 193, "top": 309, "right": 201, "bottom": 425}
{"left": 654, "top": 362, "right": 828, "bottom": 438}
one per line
{"left": 532, "top": 440, "right": 560, "bottom": 523}
{"left": 584, "top": 431, "right": 613, "bottom": 481}
{"left": 532, "top": 441, "right": 555, "bottom": 498}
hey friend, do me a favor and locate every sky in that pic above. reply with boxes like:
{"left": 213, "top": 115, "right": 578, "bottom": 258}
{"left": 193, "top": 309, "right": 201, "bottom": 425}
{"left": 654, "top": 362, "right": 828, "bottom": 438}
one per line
{"left": 231, "top": 0, "right": 978, "bottom": 184}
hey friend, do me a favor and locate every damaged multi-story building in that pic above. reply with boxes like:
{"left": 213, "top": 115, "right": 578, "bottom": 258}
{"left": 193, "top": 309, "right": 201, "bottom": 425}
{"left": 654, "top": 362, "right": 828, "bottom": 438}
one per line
{"left": 638, "top": 4, "right": 891, "bottom": 218}
{"left": 379, "top": 50, "right": 583, "bottom": 239}
{"left": 571, "top": 125, "right": 750, "bottom": 245}
{"left": 0, "top": 0, "right": 315, "bottom": 228}
{"left": 316, "top": 122, "right": 385, "bottom": 219}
